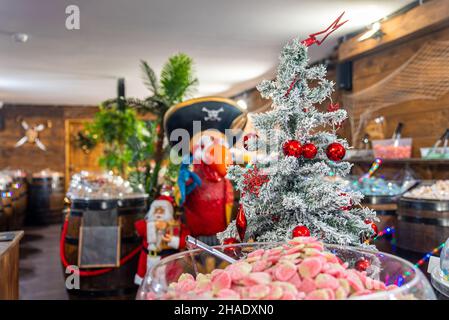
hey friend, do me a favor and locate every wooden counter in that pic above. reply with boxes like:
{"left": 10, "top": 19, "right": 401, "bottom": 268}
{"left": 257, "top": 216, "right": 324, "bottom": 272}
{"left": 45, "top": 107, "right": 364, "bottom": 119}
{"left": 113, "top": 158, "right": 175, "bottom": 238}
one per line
{"left": 0, "top": 231, "right": 24, "bottom": 300}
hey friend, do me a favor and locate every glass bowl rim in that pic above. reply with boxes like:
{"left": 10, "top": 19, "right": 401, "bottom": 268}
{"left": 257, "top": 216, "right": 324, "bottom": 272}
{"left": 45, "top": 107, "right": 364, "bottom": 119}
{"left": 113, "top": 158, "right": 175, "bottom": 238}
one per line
{"left": 149, "top": 241, "right": 422, "bottom": 300}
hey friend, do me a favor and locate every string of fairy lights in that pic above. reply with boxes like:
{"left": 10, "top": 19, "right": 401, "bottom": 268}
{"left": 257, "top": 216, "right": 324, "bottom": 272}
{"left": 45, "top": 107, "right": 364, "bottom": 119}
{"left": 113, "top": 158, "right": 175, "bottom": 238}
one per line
{"left": 365, "top": 225, "right": 446, "bottom": 286}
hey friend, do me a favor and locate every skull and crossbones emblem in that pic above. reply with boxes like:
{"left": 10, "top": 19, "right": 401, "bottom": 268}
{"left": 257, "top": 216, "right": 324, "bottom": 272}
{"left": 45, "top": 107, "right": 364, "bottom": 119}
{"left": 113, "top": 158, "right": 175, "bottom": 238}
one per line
{"left": 14, "top": 120, "right": 48, "bottom": 151}
{"left": 202, "top": 107, "right": 223, "bottom": 121}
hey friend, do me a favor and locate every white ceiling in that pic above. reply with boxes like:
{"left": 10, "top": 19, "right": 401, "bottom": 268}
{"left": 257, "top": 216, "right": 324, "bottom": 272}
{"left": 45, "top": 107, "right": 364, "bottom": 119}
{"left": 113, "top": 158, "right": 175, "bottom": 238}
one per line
{"left": 0, "top": 0, "right": 413, "bottom": 106}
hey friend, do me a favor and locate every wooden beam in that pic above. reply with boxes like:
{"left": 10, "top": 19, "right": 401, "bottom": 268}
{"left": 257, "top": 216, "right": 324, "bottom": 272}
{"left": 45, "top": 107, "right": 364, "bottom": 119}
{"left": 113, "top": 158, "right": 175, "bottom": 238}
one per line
{"left": 339, "top": 0, "right": 449, "bottom": 61}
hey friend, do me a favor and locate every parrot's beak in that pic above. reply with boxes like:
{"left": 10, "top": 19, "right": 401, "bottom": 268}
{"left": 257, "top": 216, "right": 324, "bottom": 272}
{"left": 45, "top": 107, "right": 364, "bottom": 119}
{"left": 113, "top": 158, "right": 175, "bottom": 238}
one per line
{"left": 204, "top": 143, "right": 233, "bottom": 177}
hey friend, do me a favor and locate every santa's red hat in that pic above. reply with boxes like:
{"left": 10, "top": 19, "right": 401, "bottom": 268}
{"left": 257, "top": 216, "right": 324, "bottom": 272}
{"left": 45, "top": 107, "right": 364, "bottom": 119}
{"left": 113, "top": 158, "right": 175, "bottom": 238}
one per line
{"left": 156, "top": 194, "right": 175, "bottom": 206}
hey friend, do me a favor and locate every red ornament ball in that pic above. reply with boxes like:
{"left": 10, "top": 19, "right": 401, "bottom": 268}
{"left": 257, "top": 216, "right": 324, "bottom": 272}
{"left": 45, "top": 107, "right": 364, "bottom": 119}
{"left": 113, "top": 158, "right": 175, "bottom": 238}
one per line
{"left": 302, "top": 143, "right": 318, "bottom": 159}
{"left": 326, "top": 142, "right": 346, "bottom": 161}
{"left": 223, "top": 237, "right": 239, "bottom": 245}
{"left": 236, "top": 205, "right": 247, "bottom": 241}
{"left": 364, "top": 219, "right": 378, "bottom": 236}
{"left": 292, "top": 225, "right": 310, "bottom": 237}
{"left": 243, "top": 133, "right": 258, "bottom": 151}
{"left": 370, "top": 223, "right": 378, "bottom": 236}
{"left": 223, "top": 237, "right": 241, "bottom": 255}
{"left": 355, "top": 258, "right": 371, "bottom": 272}
{"left": 283, "top": 140, "right": 302, "bottom": 158}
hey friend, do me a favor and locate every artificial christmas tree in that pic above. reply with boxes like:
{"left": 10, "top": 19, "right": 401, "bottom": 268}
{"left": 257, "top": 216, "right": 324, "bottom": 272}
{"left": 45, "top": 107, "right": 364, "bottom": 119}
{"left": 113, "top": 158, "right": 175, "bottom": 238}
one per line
{"left": 218, "top": 25, "right": 377, "bottom": 246}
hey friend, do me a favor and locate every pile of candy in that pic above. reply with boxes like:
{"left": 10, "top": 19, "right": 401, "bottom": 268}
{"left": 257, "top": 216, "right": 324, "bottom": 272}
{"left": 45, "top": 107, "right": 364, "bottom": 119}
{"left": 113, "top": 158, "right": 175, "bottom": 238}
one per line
{"left": 67, "top": 171, "right": 145, "bottom": 199}
{"left": 350, "top": 177, "right": 403, "bottom": 196}
{"left": 403, "top": 180, "right": 449, "bottom": 200}
{"left": 373, "top": 145, "right": 411, "bottom": 159}
{"left": 32, "top": 169, "right": 63, "bottom": 178}
{"left": 146, "top": 237, "right": 408, "bottom": 300}
{"left": 0, "top": 172, "right": 13, "bottom": 190}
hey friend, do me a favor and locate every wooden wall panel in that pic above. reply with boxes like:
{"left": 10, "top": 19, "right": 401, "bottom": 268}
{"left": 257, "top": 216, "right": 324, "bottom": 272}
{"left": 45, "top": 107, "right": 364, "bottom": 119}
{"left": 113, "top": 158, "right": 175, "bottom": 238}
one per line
{"left": 339, "top": 0, "right": 449, "bottom": 61}
{"left": 346, "top": 25, "right": 449, "bottom": 156}
{"left": 0, "top": 105, "right": 99, "bottom": 180}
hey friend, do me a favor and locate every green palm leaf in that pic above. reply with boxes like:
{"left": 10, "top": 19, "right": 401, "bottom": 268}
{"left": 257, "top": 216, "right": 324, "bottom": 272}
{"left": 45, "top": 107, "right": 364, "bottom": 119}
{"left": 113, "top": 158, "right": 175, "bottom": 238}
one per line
{"left": 141, "top": 60, "right": 159, "bottom": 95}
{"left": 160, "top": 53, "right": 198, "bottom": 105}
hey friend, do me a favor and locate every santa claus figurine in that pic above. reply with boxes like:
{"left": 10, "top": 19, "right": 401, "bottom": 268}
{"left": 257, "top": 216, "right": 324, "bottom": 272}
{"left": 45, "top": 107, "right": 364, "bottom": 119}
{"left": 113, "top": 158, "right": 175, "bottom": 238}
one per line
{"left": 134, "top": 195, "right": 189, "bottom": 285}
{"left": 164, "top": 97, "right": 247, "bottom": 245}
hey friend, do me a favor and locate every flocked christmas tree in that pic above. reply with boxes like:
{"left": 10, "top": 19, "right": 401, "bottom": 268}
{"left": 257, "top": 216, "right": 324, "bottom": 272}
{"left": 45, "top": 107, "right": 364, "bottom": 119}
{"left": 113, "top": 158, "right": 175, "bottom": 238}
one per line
{"left": 218, "top": 15, "right": 378, "bottom": 247}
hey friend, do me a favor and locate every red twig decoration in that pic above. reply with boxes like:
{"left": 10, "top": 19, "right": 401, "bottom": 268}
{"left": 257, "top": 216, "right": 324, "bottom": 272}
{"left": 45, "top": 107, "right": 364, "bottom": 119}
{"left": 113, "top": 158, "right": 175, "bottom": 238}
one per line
{"left": 285, "top": 12, "right": 348, "bottom": 98}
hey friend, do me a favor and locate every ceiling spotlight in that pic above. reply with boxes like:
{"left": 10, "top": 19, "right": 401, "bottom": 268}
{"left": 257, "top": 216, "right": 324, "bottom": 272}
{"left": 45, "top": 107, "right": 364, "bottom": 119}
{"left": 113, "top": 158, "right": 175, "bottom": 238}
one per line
{"left": 357, "top": 22, "right": 384, "bottom": 42}
{"left": 11, "top": 33, "right": 29, "bottom": 43}
{"left": 236, "top": 99, "right": 248, "bottom": 110}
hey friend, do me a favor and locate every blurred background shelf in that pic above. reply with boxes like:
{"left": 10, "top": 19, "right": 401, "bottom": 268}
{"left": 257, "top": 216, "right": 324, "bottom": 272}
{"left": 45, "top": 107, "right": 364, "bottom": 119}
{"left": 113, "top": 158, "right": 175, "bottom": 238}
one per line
{"left": 349, "top": 158, "right": 449, "bottom": 164}
{"left": 349, "top": 158, "right": 449, "bottom": 180}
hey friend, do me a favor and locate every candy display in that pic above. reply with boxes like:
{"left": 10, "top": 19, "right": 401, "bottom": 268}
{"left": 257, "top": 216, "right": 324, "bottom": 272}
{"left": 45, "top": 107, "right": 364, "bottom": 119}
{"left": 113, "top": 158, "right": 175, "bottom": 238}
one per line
{"left": 140, "top": 237, "right": 434, "bottom": 300}
{"left": 66, "top": 171, "right": 145, "bottom": 199}
{"left": 0, "top": 172, "right": 13, "bottom": 191}
{"left": 32, "top": 169, "right": 63, "bottom": 179}
{"left": 372, "top": 138, "right": 412, "bottom": 159}
{"left": 403, "top": 180, "right": 449, "bottom": 200}
{"left": 350, "top": 177, "right": 404, "bottom": 196}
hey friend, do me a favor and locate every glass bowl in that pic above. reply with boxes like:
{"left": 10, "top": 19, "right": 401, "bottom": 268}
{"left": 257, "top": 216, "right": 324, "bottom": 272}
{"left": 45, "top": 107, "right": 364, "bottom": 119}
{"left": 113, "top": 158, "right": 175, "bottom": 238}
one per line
{"left": 136, "top": 242, "right": 435, "bottom": 300}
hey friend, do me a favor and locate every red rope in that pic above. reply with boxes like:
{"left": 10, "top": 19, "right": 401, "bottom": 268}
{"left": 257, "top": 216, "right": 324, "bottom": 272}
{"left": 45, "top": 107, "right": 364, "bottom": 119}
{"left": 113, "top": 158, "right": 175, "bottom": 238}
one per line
{"left": 60, "top": 218, "right": 142, "bottom": 277}
{"left": 284, "top": 75, "right": 300, "bottom": 98}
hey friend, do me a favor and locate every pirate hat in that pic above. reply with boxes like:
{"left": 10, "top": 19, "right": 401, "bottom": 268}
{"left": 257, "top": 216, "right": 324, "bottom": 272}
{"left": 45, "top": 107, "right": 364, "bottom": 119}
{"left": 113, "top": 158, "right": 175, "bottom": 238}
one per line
{"left": 164, "top": 96, "right": 247, "bottom": 146}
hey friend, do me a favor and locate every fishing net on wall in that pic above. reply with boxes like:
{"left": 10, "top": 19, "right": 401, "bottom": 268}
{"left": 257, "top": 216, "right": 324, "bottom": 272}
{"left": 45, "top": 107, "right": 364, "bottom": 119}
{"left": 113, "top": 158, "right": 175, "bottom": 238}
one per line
{"left": 343, "top": 41, "right": 449, "bottom": 145}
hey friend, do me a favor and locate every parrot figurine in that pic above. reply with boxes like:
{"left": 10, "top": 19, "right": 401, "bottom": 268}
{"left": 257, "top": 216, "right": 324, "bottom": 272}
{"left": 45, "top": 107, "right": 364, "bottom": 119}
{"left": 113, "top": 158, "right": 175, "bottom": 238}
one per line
{"left": 164, "top": 97, "right": 247, "bottom": 245}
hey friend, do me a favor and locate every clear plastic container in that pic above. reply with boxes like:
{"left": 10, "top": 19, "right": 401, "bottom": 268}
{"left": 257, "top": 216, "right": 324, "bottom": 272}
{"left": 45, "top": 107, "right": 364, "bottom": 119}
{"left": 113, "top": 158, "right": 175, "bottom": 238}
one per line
{"left": 137, "top": 242, "right": 435, "bottom": 300}
{"left": 66, "top": 170, "right": 146, "bottom": 200}
{"left": 372, "top": 138, "right": 412, "bottom": 159}
{"left": 420, "top": 147, "right": 449, "bottom": 159}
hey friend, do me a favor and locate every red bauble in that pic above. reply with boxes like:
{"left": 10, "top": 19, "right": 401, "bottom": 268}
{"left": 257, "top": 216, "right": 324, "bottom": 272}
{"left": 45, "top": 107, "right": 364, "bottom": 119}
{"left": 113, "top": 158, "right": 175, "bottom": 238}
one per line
{"left": 283, "top": 140, "right": 302, "bottom": 158}
{"left": 292, "top": 225, "right": 310, "bottom": 237}
{"left": 223, "top": 237, "right": 239, "bottom": 245}
{"left": 326, "top": 142, "right": 346, "bottom": 161}
{"left": 223, "top": 237, "right": 241, "bottom": 256}
{"left": 243, "top": 133, "right": 258, "bottom": 151}
{"left": 236, "top": 205, "right": 247, "bottom": 241}
{"left": 364, "top": 219, "right": 378, "bottom": 236}
{"left": 355, "top": 258, "right": 371, "bottom": 272}
{"left": 370, "top": 223, "right": 378, "bottom": 236}
{"left": 302, "top": 143, "right": 318, "bottom": 159}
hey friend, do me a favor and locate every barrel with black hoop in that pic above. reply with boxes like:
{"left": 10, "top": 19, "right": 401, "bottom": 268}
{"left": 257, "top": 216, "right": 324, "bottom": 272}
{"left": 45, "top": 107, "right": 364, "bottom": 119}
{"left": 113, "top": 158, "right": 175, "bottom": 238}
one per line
{"left": 397, "top": 197, "right": 449, "bottom": 253}
{"left": 62, "top": 195, "right": 147, "bottom": 300}
{"left": 27, "top": 172, "right": 65, "bottom": 225}
{"left": 10, "top": 176, "right": 28, "bottom": 230}
{"left": 0, "top": 181, "right": 13, "bottom": 231}
{"left": 0, "top": 199, "right": 6, "bottom": 231}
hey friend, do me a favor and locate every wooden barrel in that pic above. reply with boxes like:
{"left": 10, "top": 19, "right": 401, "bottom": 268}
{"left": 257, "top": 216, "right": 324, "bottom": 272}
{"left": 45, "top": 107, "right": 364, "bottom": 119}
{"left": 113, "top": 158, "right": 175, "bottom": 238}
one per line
{"left": 10, "top": 178, "right": 28, "bottom": 230}
{"left": 0, "top": 184, "right": 13, "bottom": 230}
{"left": 0, "top": 200, "right": 6, "bottom": 232}
{"left": 63, "top": 196, "right": 147, "bottom": 299}
{"left": 362, "top": 195, "right": 398, "bottom": 231}
{"left": 397, "top": 197, "right": 449, "bottom": 253}
{"left": 27, "top": 175, "right": 65, "bottom": 225}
